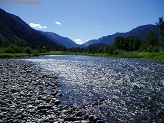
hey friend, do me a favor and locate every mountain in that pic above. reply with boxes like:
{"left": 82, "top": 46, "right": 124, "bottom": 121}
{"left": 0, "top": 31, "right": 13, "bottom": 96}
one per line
{"left": 40, "top": 31, "right": 79, "bottom": 48}
{"left": 0, "top": 8, "right": 65, "bottom": 50}
{"left": 82, "top": 37, "right": 105, "bottom": 47}
{"left": 83, "top": 24, "right": 159, "bottom": 47}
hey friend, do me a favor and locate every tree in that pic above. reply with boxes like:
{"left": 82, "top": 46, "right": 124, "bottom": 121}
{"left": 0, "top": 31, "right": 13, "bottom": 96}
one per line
{"left": 114, "top": 36, "right": 125, "bottom": 50}
{"left": 145, "top": 30, "right": 158, "bottom": 46}
{"left": 156, "top": 17, "right": 164, "bottom": 51}
{"left": 156, "top": 17, "right": 164, "bottom": 41}
{"left": 132, "top": 36, "right": 142, "bottom": 51}
{"left": 23, "top": 47, "right": 32, "bottom": 54}
{"left": 88, "top": 45, "right": 96, "bottom": 53}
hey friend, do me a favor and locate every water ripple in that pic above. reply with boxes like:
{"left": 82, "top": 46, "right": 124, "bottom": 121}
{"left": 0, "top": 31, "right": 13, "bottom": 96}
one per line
{"left": 24, "top": 55, "right": 164, "bottom": 122}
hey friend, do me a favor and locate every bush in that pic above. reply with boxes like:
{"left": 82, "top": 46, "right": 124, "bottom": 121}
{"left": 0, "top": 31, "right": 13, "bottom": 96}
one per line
{"left": 4, "top": 46, "right": 15, "bottom": 53}
{"left": 32, "top": 50, "right": 39, "bottom": 56}
{"left": 23, "top": 47, "right": 32, "bottom": 54}
{"left": 147, "top": 45, "right": 153, "bottom": 52}
{"left": 4, "top": 44, "right": 22, "bottom": 53}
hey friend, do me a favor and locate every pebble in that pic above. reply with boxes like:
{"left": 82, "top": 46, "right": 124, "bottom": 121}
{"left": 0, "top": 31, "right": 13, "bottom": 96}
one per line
{"left": 0, "top": 59, "right": 91, "bottom": 123}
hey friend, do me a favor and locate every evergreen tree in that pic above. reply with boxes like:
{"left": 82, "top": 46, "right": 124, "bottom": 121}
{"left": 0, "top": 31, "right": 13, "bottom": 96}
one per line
{"left": 145, "top": 30, "right": 158, "bottom": 46}
{"left": 156, "top": 17, "right": 164, "bottom": 51}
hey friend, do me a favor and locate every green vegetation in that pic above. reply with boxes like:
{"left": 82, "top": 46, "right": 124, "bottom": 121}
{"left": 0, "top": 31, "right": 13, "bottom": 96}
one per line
{"left": 40, "top": 51, "right": 64, "bottom": 55}
{"left": 0, "top": 39, "right": 50, "bottom": 57}
{"left": 0, "top": 53, "right": 31, "bottom": 58}
{"left": 67, "top": 17, "right": 164, "bottom": 60}
{"left": 0, "top": 8, "right": 65, "bottom": 58}
{"left": 0, "top": 17, "right": 164, "bottom": 60}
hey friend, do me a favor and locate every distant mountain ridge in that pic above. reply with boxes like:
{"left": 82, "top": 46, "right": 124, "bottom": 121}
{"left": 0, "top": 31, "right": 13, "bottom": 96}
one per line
{"left": 83, "top": 24, "right": 159, "bottom": 47}
{"left": 0, "top": 8, "right": 65, "bottom": 50}
{"left": 40, "top": 31, "right": 79, "bottom": 48}
{"left": 0, "top": 8, "right": 159, "bottom": 50}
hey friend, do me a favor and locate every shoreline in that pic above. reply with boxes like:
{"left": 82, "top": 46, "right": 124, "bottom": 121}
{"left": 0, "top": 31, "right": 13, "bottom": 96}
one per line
{"left": 61, "top": 52, "right": 164, "bottom": 61}
{"left": 0, "top": 59, "right": 103, "bottom": 123}
{"left": 0, "top": 51, "right": 164, "bottom": 61}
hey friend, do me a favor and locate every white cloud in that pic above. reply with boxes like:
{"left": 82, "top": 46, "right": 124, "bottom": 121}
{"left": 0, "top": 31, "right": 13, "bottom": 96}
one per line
{"left": 74, "top": 39, "right": 84, "bottom": 44}
{"left": 30, "top": 23, "right": 46, "bottom": 29}
{"left": 55, "top": 21, "right": 61, "bottom": 25}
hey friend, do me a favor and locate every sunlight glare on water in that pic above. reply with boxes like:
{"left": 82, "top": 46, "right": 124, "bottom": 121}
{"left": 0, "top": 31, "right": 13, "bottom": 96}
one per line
{"left": 24, "top": 55, "right": 164, "bottom": 122}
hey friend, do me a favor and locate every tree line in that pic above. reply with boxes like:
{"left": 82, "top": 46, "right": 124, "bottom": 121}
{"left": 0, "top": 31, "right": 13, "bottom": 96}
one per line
{"left": 68, "top": 17, "right": 164, "bottom": 54}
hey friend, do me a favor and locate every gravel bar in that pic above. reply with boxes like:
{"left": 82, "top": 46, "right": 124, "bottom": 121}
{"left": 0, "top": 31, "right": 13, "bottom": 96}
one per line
{"left": 0, "top": 59, "right": 104, "bottom": 123}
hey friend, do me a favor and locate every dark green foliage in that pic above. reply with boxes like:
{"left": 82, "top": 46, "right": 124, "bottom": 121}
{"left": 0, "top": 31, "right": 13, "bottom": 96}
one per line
{"left": 88, "top": 45, "right": 96, "bottom": 53}
{"left": 156, "top": 17, "right": 164, "bottom": 51}
{"left": 32, "top": 50, "right": 40, "bottom": 56}
{"left": 114, "top": 36, "right": 125, "bottom": 50}
{"left": 145, "top": 30, "right": 158, "bottom": 46}
{"left": 23, "top": 47, "right": 32, "bottom": 54}
{"left": 156, "top": 17, "right": 164, "bottom": 40}
{"left": 4, "top": 44, "right": 21, "bottom": 53}
{"left": 104, "top": 45, "right": 115, "bottom": 54}
{"left": 112, "top": 35, "right": 142, "bottom": 52}
{"left": 97, "top": 47, "right": 104, "bottom": 53}
{"left": 5, "top": 46, "right": 15, "bottom": 53}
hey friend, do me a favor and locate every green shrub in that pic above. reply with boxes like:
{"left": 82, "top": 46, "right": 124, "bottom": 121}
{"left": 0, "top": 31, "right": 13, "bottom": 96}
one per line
{"left": 32, "top": 50, "right": 39, "bottom": 56}
{"left": 5, "top": 46, "right": 15, "bottom": 53}
{"left": 23, "top": 47, "right": 32, "bottom": 54}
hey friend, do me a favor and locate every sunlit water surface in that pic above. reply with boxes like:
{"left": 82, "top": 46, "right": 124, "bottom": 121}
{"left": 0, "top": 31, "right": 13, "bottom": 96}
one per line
{"left": 24, "top": 55, "right": 164, "bottom": 122}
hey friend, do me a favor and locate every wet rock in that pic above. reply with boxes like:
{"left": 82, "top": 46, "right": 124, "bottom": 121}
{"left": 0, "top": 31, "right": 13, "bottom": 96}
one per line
{"left": 89, "top": 115, "right": 96, "bottom": 121}
{"left": 0, "top": 59, "right": 100, "bottom": 122}
{"left": 37, "top": 105, "right": 53, "bottom": 110}
{"left": 10, "top": 88, "right": 19, "bottom": 93}
{"left": 74, "top": 121, "right": 81, "bottom": 123}
{"left": 64, "top": 117, "right": 77, "bottom": 121}
{"left": 96, "top": 120, "right": 105, "bottom": 123}
{"left": 54, "top": 100, "right": 60, "bottom": 105}
{"left": 57, "top": 93, "right": 62, "bottom": 97}
{"left": 10, "top": 105, "right": 16, "bottom": 108}
{"left": 75, "top": 111, "right": 83, "bottom": 117}
{"left": 94, "top": 117, "right": 101, "bottom": 122}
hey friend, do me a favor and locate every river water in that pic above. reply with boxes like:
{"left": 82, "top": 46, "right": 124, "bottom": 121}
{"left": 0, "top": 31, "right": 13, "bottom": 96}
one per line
{"left": 24, "top": 55, "right": 164, "bottom": 122}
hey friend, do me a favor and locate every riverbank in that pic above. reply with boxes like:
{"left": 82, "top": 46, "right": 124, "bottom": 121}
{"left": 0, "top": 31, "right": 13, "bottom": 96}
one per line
{"left": 0, "top": 53, "right": 31, "bottom": 58}
{"left": 85, "top": 52, "right": 164, "bottom": 60}
{"left": 61, "top": 51, "right": 164, "bottom": 60}
{"left": 0, "top": 59, "right": 98, "bottom": 123}
{"left": 1, "top": 51, "right": 164, "bottom": 60}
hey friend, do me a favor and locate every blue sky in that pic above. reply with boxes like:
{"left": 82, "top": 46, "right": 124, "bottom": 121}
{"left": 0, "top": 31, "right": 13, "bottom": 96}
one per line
{"left": 1, "top": 0, "right": 164, "bottom": 44}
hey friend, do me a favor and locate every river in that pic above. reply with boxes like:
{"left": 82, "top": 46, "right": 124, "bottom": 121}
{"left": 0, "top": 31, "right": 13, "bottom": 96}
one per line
{"left": 23, "top": 55, "right": 164, "bottom": 122}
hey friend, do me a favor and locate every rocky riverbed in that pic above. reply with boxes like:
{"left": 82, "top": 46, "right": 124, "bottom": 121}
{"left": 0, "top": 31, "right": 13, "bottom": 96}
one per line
{"left": 0, "top": 59, "right": 103, "bottom": 123}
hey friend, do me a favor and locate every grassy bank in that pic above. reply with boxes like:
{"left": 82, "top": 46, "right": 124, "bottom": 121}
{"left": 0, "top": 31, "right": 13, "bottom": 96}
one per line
{"left": 1, "top": 51, "right": 163, "bottom": 60}
{"left": 86, "top": 52, "right": 164, "bottom": 60}
{"left": 40, "top": 51, "right": 64, "bottom": 55}
{"left": 0, "top": 53, "right": 31, "bottom": 58}
{"left": 0, "top": 51, "right": 64, "bottom": 58}
{"left": 120, "top": 52, "right": 164, "bottom": 60}
{"left": 67, "top": 51, "right": 164, "bottom": 60}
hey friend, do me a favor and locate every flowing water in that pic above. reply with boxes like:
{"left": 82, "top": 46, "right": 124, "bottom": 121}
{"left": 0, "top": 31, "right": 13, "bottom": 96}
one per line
{"left": 24, "top": 55, "right": 164, "bottom": 122}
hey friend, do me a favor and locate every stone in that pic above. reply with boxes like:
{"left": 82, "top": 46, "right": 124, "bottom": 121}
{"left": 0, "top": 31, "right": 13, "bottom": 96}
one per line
{"left": 96, "top": 120, "right": 105, "bottom": 123}
{"left": 11, "top": 89, "right": 19, "bottom": 93}
{"left": 89, "top": 115, "right": 96, "bottom": 121}
{"left": 10, "top": 105, "right": 16, "bottom": 108}
{"left": 54, "top": 100, "right": 60, "bottom": 105}
{"left": 37, "top": 105, "right": 53, "bottom": 110}
{"left": 75, "top": 111, "right": 83, "bottom": 117}
{"left": 74, "top": 121, "right": 81, "bottom": 123}
{"left": 57, "top": 93, "right": 62, "bottom": 97}
{"left": 81, "top": 120, "right": 89, "bottom": 123}
{"left": 0, "top": 59, "right": 92, "bottom": 123}
{"left": 64, "top": 117, "right": 77, "bottom": 121}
